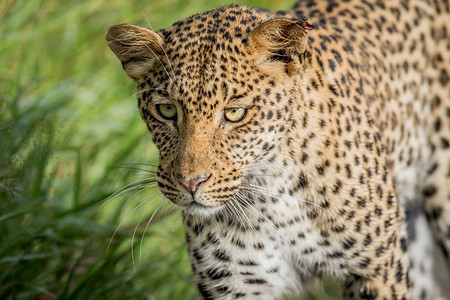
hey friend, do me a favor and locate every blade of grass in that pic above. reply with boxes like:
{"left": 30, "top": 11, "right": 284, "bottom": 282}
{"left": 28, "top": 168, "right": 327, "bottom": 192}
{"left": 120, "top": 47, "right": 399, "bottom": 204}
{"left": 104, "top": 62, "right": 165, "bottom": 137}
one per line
{"left": 73, "top": 148, "right": 82, "bottom": 206}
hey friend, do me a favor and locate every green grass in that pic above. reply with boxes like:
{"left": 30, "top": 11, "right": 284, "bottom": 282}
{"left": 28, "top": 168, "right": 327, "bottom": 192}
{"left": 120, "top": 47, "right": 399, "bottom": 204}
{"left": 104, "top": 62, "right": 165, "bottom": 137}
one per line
{"left": 0, "top": 0, "right": 337, "bottom": 299}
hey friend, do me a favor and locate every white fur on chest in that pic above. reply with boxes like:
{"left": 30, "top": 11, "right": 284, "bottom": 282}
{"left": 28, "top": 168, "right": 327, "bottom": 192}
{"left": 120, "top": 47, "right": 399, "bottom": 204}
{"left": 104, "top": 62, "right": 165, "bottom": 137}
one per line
{"left": 187, "top": 168, "right": 349, "bottom": 298}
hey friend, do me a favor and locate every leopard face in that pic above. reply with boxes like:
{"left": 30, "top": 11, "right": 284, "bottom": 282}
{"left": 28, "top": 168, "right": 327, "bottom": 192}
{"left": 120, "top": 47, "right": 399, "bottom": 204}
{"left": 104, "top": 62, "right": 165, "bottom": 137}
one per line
{"left": 107, "top": 7, "right": 309, "bottom": 216}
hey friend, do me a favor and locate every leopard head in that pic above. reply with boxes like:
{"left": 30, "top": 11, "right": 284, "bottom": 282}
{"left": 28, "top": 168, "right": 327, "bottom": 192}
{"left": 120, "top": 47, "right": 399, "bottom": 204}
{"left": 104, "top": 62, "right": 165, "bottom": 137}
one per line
{"left": 106, "top": 5, "right": 311, "bottom": 216}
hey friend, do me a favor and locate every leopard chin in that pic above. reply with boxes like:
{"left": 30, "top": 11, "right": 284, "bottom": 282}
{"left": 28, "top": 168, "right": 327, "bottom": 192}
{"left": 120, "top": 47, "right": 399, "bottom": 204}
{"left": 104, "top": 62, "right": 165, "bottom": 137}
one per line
{"left": 181, "top": 202, "right": 225, "bottom": 217}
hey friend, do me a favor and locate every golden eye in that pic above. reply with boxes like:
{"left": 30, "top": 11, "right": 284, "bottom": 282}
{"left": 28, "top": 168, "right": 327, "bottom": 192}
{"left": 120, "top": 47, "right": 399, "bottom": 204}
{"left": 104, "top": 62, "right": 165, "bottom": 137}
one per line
{"left": 156, "top": 104, "right": 177, "bottom": 120}
{"left": 224, "top": 107, "right": 247, "bottom": 123}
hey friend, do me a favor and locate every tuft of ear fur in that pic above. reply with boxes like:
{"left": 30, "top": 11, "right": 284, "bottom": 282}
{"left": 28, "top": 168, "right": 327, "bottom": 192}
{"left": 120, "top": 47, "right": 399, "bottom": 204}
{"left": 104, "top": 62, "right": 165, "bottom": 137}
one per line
{"left": 249, "top": 19, "right": 312, "bottom": 76}
{"left": 106, "top": 24, "right": 164, "bottom": 80}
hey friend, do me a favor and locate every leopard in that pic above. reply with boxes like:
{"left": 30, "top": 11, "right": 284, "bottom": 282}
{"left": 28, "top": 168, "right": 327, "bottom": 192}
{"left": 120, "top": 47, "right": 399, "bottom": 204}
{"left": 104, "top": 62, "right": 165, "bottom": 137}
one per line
{"left": 106, "top": 0, "right": 450, "bottom": 299}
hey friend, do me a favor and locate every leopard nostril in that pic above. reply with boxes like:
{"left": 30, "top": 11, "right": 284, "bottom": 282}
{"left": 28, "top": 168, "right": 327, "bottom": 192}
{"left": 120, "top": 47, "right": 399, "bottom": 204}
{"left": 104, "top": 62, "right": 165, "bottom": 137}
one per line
{"left": 175, "top": 174, "right": 210, "bottom": 194}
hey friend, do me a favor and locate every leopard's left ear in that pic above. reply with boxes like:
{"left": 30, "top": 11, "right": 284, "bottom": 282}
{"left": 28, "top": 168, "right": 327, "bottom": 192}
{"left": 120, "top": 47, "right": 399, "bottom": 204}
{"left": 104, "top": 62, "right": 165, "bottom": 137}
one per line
{"left": 249, "top": 19, "right": 312, "bottom": 76}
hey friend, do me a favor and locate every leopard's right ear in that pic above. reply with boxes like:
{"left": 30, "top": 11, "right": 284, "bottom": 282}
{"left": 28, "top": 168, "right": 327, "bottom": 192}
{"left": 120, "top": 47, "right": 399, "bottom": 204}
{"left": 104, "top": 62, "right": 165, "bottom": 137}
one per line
{"left": 249, "top": 19, "right": 312, "bottom": 77}
{"left": 106, "top": 24, "right": 164, "bottom": 80}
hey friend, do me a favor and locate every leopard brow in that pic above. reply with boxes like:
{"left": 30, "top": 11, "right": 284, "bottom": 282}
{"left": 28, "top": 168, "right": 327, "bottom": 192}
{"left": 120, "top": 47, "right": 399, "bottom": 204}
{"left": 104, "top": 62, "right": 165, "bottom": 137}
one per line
{"left": 148, "top": 83, "right": 175, "bottom": 105}
{"left": 229, "top": 92, "right": 248, "bottom": 100}
{"left": 142, "top": 88, "right": 170, "bottom": 104}
{"left": 149, "top": 97, "right": 172, "bottom": 105}
{"left": 228, "top": 93, "right": 253, "bottom": 108}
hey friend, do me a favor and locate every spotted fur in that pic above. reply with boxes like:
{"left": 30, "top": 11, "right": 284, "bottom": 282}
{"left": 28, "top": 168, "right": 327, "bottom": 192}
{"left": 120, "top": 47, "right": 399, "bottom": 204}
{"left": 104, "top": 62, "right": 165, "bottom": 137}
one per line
{"left": 106, "top": 1, "right": 450, "bottom": 299}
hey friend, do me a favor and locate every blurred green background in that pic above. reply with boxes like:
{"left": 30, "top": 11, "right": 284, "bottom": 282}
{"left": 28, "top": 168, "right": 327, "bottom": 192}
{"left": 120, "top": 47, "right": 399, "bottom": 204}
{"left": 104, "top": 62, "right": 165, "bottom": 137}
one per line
{"left": 0, "top": 0, "right": 338, "bottom": 299}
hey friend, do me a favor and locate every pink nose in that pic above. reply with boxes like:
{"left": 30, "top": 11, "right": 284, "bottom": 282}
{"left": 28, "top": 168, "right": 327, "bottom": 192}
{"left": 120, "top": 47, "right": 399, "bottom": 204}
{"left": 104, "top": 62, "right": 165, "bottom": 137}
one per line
{"left": 175, "top": 174, "right": 209, "bottom": 194}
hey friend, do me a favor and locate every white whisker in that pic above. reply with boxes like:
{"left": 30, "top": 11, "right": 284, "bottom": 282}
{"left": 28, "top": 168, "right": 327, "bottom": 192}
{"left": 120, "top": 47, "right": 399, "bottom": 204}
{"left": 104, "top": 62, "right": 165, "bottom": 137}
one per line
{"left": 131, "top": 212, "right": 144, "bottom": 271}
{"left": 101, "top": 178, "right": 155, "bottom": 209}
{"left": 107, "top": 189, "right": 159, "bottom": 252}
{"left": 142, "top": 12, "right": 177, "bottom": 81}
{"left": 139, "top": 198, "right": 163, "bottom": 268}
{"left": 232, "top": 192, "right": 259, "bottom": 235}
